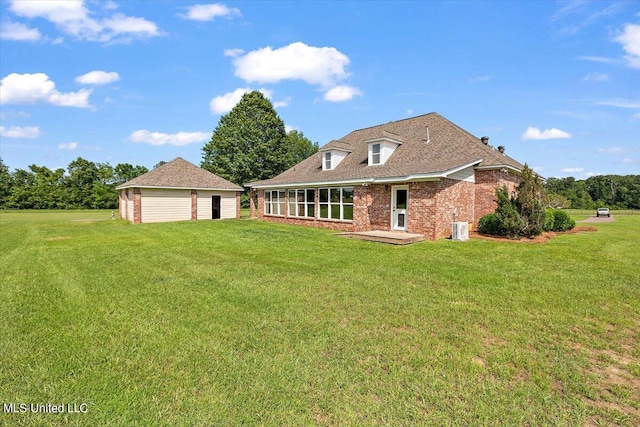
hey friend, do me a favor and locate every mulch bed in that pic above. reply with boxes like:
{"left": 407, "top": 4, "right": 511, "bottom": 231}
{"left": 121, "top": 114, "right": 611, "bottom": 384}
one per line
{"left": 470, "top": 226, "right": 597, "bottom": 243}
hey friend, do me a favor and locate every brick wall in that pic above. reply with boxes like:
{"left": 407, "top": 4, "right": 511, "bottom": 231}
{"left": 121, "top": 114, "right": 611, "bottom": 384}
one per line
{"left": 133, "top": 188, "right": 141, "bottom": 224}
{"left": 474, "top": 169, "right": 520, "bottom": 223}
{"left": 236, "top": 192, "right": 241, "bottom": 219}
{"left": 250, "top": 172, "right": 519, "bottom": 240}
{"left": 191, "top": 189, "right": 197, "bottom": 220}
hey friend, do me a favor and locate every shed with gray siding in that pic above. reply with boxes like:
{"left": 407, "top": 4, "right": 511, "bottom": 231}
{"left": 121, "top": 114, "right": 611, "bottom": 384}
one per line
{"left": 116, "top": 157, "right": 243, "bottom": 224}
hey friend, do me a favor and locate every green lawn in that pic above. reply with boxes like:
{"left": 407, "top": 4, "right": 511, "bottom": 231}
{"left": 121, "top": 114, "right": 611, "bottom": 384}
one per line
{"left": 1, "top": 211, "right": 639, "bottom": 426}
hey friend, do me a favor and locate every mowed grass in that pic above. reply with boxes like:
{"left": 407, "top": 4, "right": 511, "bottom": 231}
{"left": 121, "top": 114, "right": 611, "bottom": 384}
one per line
{"left": 1, "top": 211, "right": 638, "bottom": 426}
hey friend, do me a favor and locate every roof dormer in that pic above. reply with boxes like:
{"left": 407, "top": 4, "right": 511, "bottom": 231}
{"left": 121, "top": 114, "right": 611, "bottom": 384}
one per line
{"left": 365, "top": 137, "right": 403, "bottom": 166}
{"left": 319, "top": 146, "right": 351, "bottom": 171}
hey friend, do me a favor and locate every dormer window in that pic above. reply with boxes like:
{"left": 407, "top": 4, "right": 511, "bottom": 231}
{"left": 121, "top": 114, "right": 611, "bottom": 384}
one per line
{"left": 320, "top": 146, "right": 351, "bottom": 171}
{"left": 366, "top": 137, "right": 402, "bottom": 166}
{"left": 371, "top": 143, "right": 381, "bottom": 165}
{"left": 324, "top": 152, "right": 332, "bottom": 170}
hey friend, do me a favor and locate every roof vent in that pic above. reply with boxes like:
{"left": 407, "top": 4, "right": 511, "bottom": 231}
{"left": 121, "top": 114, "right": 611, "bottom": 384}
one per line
{"left": 481, "top": 136, "right": 489, "bottom": 145}
{"left": 426, "top": 126, "right": 430, "bottom": 143}
{"left": 498, "top": 145, "right": 505, "bottom": 154}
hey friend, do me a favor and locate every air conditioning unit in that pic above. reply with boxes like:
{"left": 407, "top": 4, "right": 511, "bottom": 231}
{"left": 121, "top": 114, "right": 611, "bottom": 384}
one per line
{"left": 452, "top": 222, "right": 469, "bottom": 241}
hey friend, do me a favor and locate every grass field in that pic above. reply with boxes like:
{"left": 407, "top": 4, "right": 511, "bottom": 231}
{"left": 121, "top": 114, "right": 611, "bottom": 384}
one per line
{"left": 1, "top": 211, "right": 639, "bottom": 426}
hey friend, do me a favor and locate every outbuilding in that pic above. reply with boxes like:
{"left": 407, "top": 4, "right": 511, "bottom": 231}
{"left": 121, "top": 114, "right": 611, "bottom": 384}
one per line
{"left": 116, "top": 157, "right": 243, "bottom": 224}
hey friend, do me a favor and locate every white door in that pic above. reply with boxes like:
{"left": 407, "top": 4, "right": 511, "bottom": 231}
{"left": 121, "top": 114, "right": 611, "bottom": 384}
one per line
{"left": 392, "top": 186, "right": 408, "bottom": 231}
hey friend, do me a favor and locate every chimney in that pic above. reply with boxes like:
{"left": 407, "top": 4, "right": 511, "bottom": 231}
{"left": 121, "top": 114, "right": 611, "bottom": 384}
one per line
{"left": 481, "top": 136, "right": 489, "bottom": 145}
{"left": 498, "top": 145, "right": 505, "bottom": 154}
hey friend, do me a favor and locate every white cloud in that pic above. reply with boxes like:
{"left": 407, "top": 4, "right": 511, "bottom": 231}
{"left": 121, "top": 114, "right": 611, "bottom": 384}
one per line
{"left": 598, "top": 147, "right": 623, "bottom": 154}
{"left": 0, "top": 125, "right": 41, "bottom": 138}
{"left": 182, "top": 4, "right": 241, "bottom": 21}
{"left": 406, "top": 109, "right": 414, "bottom": 116}
{"left": 224, "top": 48, "right": 244, "bottom": 57}
{"left": 58, "top": 142, "right": 78, "bottom": 150}
{"left": 522, "top": 127, "right": 571, "bottom": 140}
{"left": 285, "top": 124, "right": 296, "bottom": 133}
{"left": 0, "top": 73, "right": 91, "bottom": 108}
{"left": 0, "top": 21, "right": 41, "bottom": 41}
{"left": 233, "top": 42, "right": 351, "bottom": 87}
{"left": 468, "top": 75, "right": 491, "bottom": 83}
{"left": 583, "top": 72, "right": 608, "bottom": 81}
{"left": 7, "top": 0, "right": 159, "bottom": 43}
{"left": 614, "top": 23, "right": 640, "bottom": 69}
{"left": 323, "top": 85, "right": 363, "bottom": 102}
{"left": 128, "top": 130, "right": 210, "bottom": 146}
{"left": 577, "top": 55, "right": 619, "bottom": 65}
{"left": 273, "top": 96, "right": 291, "bottom": 108}
{"left": 75, "top": 70, "right": 120, "bottom": 85}
{"left": 561, "top": 167, "right": 584, "bottom": 173}
{"left": 596, "top": 99, "right": 640, "bottom": 109}
{"left": 209, "top": 87, "right": 273, "bottom": 114}
{"left": 633, "top": 112, "right": 640, "bottom": 120}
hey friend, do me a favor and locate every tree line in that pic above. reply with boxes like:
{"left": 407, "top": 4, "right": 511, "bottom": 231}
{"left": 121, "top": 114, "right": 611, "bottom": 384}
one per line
{"left": 544, "top": 175, "right": 640, "bottom": 210}
{"left": 0, "top": 157, "right": 149, "bottom": 210}
{"left": 1, "top": 92, "right": 319, "bottom": 210}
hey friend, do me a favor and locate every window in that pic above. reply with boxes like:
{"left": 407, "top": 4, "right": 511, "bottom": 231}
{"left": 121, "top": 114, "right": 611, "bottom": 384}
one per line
{"left": 288, "top": 189, "right": 315, "bottom": 218}
{"left": 264, "top": 190, "right": 285, "bottom": 215}
{"left": 319, "top": 187, "right": 353, "bottom": 221}
{"left": 324, "top": 152, "right": 332, "bottom": 170}
{"left": 371, "top": 143, "right": 381, "bottom": 165}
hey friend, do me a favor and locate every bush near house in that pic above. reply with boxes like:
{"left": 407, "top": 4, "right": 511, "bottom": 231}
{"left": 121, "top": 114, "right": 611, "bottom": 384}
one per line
{"left": 545, "top": 208, "right": 576, "bottom": 232}
{"left": 478, "top": 164, "right": 552, "bottom": 239}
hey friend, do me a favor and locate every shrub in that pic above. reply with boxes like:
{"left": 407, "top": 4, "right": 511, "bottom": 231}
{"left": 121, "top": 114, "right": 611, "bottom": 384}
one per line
{"left": 495, "top": 186, "right": 524, "bottom": 238}
{"left": 550, "top": 209, "right": 575, "bottom": 232}
{"left": 516, "top": 165, "right": 545, "bottom": 237}
{"left": 543, "top": 209, "right": 555, "bottom": 232}
{"left": 478, "top": 213, "right": 501, "bottom": 235}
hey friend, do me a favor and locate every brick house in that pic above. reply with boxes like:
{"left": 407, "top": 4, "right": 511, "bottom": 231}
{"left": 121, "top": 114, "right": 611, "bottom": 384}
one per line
{"left": 246, "top": 113, "right": 524, "bottom": 240}
{"left": 117, "top": 157, "right": 243, "bottom": 224}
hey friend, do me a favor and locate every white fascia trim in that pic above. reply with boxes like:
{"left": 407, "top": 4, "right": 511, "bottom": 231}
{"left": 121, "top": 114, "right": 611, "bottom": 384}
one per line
{"left": 474, "top": 164, "right": 522, "bottom": 173}
{"left": 116, "top": 185, "right": 242, "bottom": 192}
{"left": 363, "top": 136, "right": 404, "bottom": 145}
{"left": 318, "top": 146, "right": 352, "bottom": 153}
{"left": 441, "top": 159, "right": 483, "bottom": 177}
{"left": 372, "top": 174, "right": 441, "bottom": 183}
{"left": 251, "top": 178, "right": 374, "bottom": 189}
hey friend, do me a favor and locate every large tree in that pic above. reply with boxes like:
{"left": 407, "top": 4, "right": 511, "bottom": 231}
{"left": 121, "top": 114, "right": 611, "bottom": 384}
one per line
{"left": 201, "top": 91, "right": 292, "bottom": 187}
{"left": 286, "top": 130, "right": 319, "bottom": 165}
{"left": 515, "top": 164, "right": 546, "bottom": 237}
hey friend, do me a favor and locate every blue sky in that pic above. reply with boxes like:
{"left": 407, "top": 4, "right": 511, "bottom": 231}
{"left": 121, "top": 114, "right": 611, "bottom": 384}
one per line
{"left": 1, "top": 0, "right": 638, "bottom": 179}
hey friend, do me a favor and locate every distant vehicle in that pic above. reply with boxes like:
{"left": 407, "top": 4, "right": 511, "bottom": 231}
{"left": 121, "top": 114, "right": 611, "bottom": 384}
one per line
{"left": 596, "top": 208, "right": 610, "bottom": 217}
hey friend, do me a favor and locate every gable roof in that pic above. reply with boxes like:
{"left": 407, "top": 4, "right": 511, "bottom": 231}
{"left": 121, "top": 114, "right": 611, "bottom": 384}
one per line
{"left": 247, "top": 112, "right": 525, "bottom": 188}
{"left": 116, "top": 157, "right": 243, "bottom": 191}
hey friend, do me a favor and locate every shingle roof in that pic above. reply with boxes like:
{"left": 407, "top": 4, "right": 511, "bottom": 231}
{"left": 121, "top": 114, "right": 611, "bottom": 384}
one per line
{"left": 247, "top": 113, "right": 524, "bottom": 188}
{"left": 116, "top": 157, "right": 243, "bottom": 191}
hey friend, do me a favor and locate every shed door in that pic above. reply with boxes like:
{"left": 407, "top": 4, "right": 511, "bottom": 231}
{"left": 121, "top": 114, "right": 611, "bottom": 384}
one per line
{"left": 212, "top": 196, "right": 221, "bottom": 219}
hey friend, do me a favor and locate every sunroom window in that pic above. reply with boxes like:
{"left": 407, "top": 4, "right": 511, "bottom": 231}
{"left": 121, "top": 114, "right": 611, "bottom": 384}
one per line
{"left": 319, "top": 187, "right": 353, "bottom": 221}
{"left": 264, "top": 190, "right": 286, "bottom": 216}
{"left": 288, "top": 189, "right": 315, "bottom": 218}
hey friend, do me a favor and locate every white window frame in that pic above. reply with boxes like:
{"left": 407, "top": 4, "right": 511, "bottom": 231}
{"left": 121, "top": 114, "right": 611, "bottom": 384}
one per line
{"left": 264, "top": 190, "right": 286, "bottom": 216}
{"left": 288, "top": 189, "right": 315, "bottom": 218}
{"left": 371, "top": 143, "right": 381, "bottom": 165}
{"left": 323, "top": 152, "right": 332, "bottom": 170}
{"left": 318, "top": 187, "right": 354, "bottom": 221}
